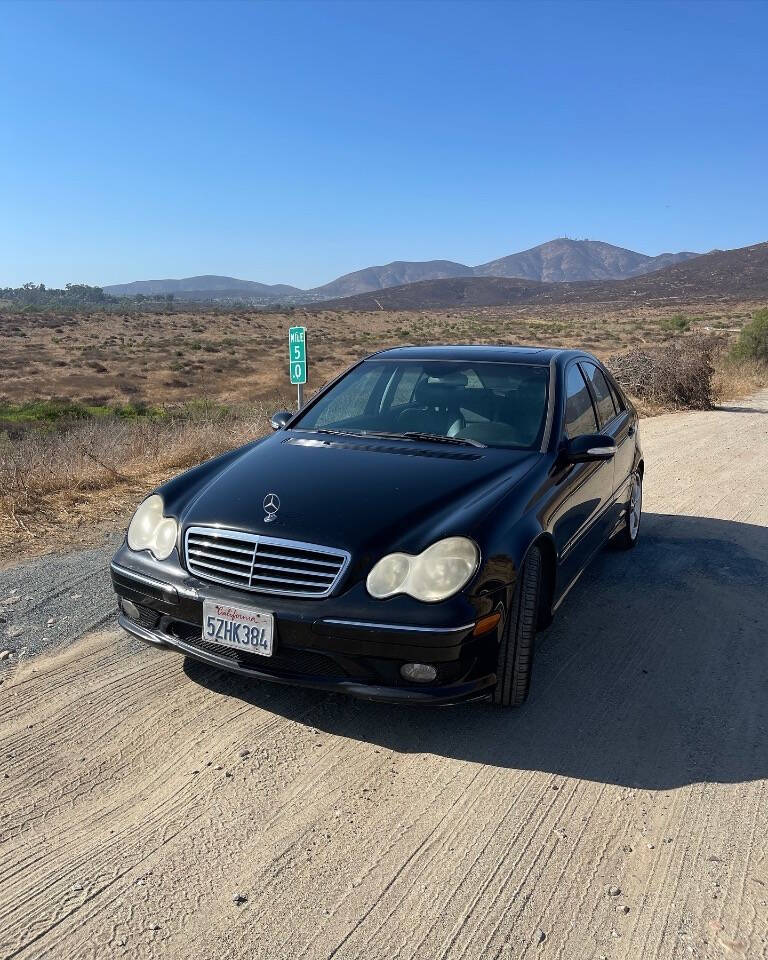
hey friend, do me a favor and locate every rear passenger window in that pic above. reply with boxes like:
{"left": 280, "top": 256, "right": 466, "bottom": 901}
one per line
{"left": 607, "top": 377, "right": 625, "bottom": 413}
{"left": 582, "top": 363, "right": 617, "bottom": 427}
{"left": 564, "top": 365, "right": 598, "bottom": 439}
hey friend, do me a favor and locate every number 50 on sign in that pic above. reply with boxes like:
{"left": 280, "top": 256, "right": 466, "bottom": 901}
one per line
{"left": 289, "top": 326, "right": 307, "bottom": 385}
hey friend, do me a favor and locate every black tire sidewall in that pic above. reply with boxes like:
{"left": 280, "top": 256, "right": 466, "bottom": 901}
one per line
{"left": 493, "top": 545, "right": 542, "bottom": 707}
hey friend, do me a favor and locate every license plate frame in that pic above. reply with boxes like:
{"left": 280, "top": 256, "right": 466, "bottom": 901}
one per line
{"left": 202, "top": 599, "right": 274, "bottom": 657}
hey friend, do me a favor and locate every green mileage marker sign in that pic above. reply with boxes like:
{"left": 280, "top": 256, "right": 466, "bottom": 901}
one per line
{"left": 289, "top": 325, "right": 307, "bottom": 407}
{"left": 289, "top": 326, "right": 307, "bottom": 383}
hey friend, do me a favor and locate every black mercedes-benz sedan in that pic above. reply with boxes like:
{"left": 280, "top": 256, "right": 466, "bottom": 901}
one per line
{"left": 111, "top": 345, "right": 642, "bottom": 707}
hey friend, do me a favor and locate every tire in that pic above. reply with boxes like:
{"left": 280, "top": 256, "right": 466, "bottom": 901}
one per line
{"left": 614, "top": 471, "right": 643, "bottom": 550}
{"left": 493, "top": 545, "right": 542, "bottom": 707}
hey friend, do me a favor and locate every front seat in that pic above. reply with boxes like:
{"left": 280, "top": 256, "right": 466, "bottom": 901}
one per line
{"left": 396, "top": 380, "right": 465, "bottom": 436}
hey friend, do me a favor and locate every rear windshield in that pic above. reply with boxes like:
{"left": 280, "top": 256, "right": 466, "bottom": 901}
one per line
{"left": 292, "top": 360, "right": 550, "bottom": 450}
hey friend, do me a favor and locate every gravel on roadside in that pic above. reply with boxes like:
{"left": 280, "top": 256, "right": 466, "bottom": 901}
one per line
{"left": 0, "top": 533, "right": 129, "bottom": 681}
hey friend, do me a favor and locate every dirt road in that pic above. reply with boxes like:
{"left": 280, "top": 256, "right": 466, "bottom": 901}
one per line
{"left": 2, "top": 394, "right": 767, "bottom": 960}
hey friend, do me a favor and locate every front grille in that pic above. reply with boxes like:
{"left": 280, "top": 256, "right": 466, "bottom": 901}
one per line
{"left": 169, "top": 623, "right": 346, "bottom": 678}
{"left": 184, "top": 526, "right": 350, "bottom": 598}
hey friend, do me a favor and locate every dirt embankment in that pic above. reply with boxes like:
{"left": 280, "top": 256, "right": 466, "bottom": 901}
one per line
{"left": 1, "top": 393, "right": 767, "bottom": 959}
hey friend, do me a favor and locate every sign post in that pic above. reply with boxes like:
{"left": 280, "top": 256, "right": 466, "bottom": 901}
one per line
{"left": 289, "top": 325, "right": 307, "bottom": 409}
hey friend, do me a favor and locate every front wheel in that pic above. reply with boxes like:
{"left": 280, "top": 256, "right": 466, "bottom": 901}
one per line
{"left": 492, "top": 545, "right": 542, "bottom": 707}
{"left": 614, "top": 471, "right": 642, "bottom": 550}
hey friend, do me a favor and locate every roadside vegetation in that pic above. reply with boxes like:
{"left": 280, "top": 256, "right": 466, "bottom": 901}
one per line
{"left": 0, "top": 403, "right": 271, "bottom": 561}
{"left": 730, "top": 307, "right": 768, "bottom": 363}
{"left": 610, "top": 335, "right": 717, "bottom": 410}
{"left": 0, "top": 398, "right": 232, "bottom": 435}
{"left": 609, "top": 307, "right": 768, "bottom": 411}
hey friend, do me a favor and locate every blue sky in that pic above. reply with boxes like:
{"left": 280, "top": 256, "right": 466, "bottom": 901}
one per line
{"left": 2, "top": 0, "right": 767, "bottom": 288}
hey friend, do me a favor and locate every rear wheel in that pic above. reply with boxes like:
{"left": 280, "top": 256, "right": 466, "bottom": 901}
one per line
{"left": 614, "top": 471, "right": 643, "bottom": 550}
{"left": 493, "top": 545, "right": 542, "bottom": 707}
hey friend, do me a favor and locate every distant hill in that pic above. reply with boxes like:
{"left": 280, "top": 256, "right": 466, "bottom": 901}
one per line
{"left": 309, "top": 260, "right": 474, "bottom": 298}
{"left": 313, "top": 241, "right": 768, "bottom": 311}
{"left": 102, "top": 239, "right": 702, "bottom": 303}
{"left": 628, "top": 251, "right": 702, "bottom": 276}
{"left": 103, "top": 275, "right": 300, "bottom": 299}
{"left": 474, "top": 238, "right": 699, "bottom": 282}
{"left": 574, "top": 241, "right": 768, "bottom": 301}
{"left": 313, "top": 276, "right": 550, "bottom": 311}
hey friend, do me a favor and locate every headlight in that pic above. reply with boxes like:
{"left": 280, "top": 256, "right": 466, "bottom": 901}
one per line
{"left": 366, "top": 537, "right": 478, "bottom": 602}
{"left": 127, "top": 495, "right": 178, "bottom": 561}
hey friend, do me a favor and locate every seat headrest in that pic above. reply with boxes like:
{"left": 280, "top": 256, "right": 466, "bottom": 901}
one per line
{"left": 413, "top": 377, "right": 466, "bottom": 407}
{"left": 428, "top": 372, "right": 468, "bottom": 387}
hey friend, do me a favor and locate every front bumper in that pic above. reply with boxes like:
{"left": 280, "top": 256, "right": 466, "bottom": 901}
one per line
{"left": 111, "top": 553, "right": 499, "bottom": 705}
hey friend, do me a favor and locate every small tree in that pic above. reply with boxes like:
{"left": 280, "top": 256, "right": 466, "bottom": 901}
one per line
{"left": 732, "top": 308, "right": 768, "bottom": 363}
{"left": 660, "top": 313, "right": 690, "bottom": 334}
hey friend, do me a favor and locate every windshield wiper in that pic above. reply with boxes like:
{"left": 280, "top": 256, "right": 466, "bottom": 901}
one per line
{"left": 294, "top": 428, "right": 367, "bottom": 439}
{"left": 401, "top": 432, "right": 486, "bottom": 448}
{"left": 357, "top": 428, "right": 487, "bottom": 448}
{"left": 295, "top": 427, "right": 485, "bottom": 448}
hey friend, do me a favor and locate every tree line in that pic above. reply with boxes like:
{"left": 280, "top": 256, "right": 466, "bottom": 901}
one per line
{"left": 0, "top": 283, "right": 176, "bottom": 311}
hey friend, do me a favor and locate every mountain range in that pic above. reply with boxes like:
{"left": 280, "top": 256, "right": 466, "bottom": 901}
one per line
{"left": 103, "top": 238, "right": 700, "bottom": 303}
{"left": 314, "top": 241, "right": 768, "bottom": 311}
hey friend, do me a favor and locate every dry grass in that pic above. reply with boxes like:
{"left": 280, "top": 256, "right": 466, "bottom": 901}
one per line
{"left": 0, "top": 406, "right": 272, "bottom": 563}
{"left": 712, "top": 355, "right": 768, "bottom": 401}
{"left": 1, "top": 299, "right": 765, "bottom": 408}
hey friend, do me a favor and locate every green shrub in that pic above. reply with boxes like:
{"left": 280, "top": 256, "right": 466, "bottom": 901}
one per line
{"left": 660, "top": 313, "right": 690, "bottom": 333}
{"left": 731, "top": 308, "right": 768, "bottom": 363}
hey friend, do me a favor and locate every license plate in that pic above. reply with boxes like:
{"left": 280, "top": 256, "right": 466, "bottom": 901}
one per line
{"left": 202, "top": 600, "right": 274, "bottom": 656}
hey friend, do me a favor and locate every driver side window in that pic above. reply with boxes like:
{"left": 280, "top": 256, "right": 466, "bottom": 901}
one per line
{"left": 312, "top": 366, "right": 382, "bottom": 427}
{"left": 564, "top": 364, "right": 598, "bottom": 439}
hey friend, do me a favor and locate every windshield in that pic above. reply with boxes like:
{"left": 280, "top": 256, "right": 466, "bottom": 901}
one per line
{"left": 292, "top": 360, "right": 550, "bottom": 450}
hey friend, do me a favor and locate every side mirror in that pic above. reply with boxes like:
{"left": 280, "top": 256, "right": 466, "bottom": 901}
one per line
{"left": 270, "top": 410, "right": 294, "bottom": 431}
{"left": 564, "top": 433, "right": 616, "bottom": 463}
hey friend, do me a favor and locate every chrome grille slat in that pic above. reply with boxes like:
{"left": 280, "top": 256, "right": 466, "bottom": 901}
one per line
{"left": 184, "top": 526, "right": 350, "bottom": 599}
{"left": 250, "top": 573, "right": 327, "bottom": 588}
{"left": 188, "top": 548, "right": 253, "bottom": 568}
{"left": 252, "top": 550, "right": 341, "bottom": 568}
{"left": 187, "top": 537, "right": 253, "bottom": 556}
{"left": 189, "top": 558, "right": 251, "bottom": 579}
{"left": 250, "top": 560, "right": 334, "bottom": 579}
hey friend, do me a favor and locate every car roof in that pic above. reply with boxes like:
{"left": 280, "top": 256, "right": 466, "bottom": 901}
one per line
{"left": 367, "top": 344, "right": 590, "bottom": 366}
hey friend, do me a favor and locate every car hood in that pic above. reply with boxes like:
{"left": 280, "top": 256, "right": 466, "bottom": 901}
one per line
{"left": 178, "top": 431, "right": 539, "bottom": 555}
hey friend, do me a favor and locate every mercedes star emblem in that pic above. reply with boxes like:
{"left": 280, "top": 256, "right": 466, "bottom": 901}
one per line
{"left": 263, "top": 493, "right": 280, "bottom": 523}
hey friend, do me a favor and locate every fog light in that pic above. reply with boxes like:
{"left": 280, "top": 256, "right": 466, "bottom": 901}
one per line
{"left": 121, "top": 599, "right": 141, "bottom": 621}
{"left": 400, "top": 662, "right": 437, "bottom": 683}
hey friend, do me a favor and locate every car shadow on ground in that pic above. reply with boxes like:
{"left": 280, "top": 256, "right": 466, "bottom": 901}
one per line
{"left": 184, "top": 512, "right": 768, "bottom": 790}
{"left": 715, "top": 404, "right": 768, "bottom": 414}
